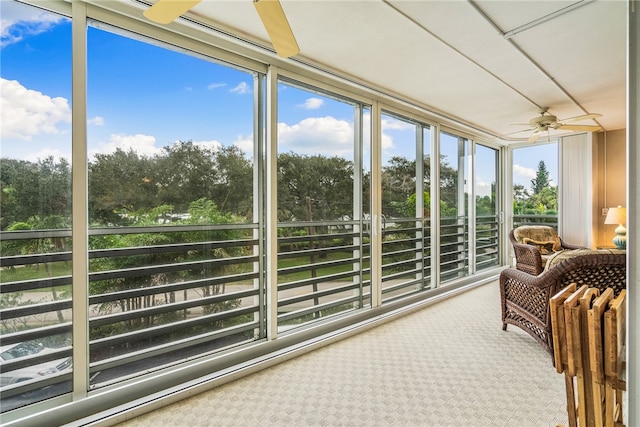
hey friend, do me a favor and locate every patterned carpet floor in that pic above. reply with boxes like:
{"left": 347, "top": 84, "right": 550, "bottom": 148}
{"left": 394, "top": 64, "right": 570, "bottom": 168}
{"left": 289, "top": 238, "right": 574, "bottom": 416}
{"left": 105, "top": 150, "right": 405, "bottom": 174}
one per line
{"left": 116, "top": 281, "right": 568, "bottom": 427}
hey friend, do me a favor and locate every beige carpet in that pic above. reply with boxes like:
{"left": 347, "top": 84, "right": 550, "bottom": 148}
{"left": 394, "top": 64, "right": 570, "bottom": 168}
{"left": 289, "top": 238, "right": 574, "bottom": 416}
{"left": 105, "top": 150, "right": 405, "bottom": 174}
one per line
{"left": 116, "top": 281, "right": 568, "bottom": 427}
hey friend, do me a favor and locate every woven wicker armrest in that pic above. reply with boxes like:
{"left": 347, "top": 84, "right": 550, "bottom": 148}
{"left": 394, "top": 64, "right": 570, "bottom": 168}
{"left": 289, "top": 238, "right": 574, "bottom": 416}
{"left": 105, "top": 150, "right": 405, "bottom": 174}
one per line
{"left": 511, "top": 241, "right": 545, "bottom": 275}
{"left": 500, "top": 252, "right": 626, "bottom": 357}
{"left": 560, "top": 241, "right": 586, "bottom": 251}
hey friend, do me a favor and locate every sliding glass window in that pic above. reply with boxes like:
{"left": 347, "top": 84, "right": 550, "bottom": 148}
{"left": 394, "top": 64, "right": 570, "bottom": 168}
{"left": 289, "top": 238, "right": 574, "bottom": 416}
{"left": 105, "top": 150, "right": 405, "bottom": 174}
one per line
{"left": 380, "top": 112, "right": 432, "bottom": 301}
{"left": 85, "top": 23, "right": 264, "bottom": 388}
{"left": 512, "top": 142, "right": 558, "bottom": 228}
{"left": 0, "top": 1, "right": 73, "bottom": 411}
{"left": 439, "top": 131, "right": 471, "bottom": 282}
{"left": 475, "top": 144, "right": 500, "bottom": 271}
{"left": 276, "top": 80, "right": 369, "bottom": 330}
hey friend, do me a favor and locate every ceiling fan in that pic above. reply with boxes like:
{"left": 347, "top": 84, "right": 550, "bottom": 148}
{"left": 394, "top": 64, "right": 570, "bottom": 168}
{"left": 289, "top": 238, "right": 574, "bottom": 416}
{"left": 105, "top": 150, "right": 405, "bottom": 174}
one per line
{"left": 513, "top": 107, "right": 602, "bottom": 142}
{"left": 143, "top": 0, "right": 300, "bottom": 58}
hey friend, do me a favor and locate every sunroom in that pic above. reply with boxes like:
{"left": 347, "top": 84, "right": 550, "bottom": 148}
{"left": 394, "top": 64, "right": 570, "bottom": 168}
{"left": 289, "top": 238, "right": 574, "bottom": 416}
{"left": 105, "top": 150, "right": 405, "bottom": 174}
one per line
{"left": 0, "top": 0, "right": 637, "bottom": 426}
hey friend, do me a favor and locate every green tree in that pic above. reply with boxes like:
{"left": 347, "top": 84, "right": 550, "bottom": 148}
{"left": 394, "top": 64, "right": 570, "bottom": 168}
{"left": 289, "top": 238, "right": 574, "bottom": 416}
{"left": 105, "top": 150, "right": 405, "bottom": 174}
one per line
{"left": 89, "top": 148, "right": 156, "bottom": 225}
{"left": 530, "top": 160, "right": 551, "bottom": 195}
{"left": 0, "top": 157, "right": 71, "bottom": 229}
{"left": 210, "top": 145, "right": 253, "bottom": 218}
{"left": 154, "top": 141, "right": 218, "bottom": 212}
{"left": 277, "top": 153, "right": 354, "bottom": 222}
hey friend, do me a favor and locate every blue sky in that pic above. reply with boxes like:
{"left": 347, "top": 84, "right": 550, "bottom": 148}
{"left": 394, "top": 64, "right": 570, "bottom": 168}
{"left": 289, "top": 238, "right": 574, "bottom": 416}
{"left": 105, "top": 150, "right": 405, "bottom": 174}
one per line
{"left": 0, "top": 0, "right": 556, "bottom": 194}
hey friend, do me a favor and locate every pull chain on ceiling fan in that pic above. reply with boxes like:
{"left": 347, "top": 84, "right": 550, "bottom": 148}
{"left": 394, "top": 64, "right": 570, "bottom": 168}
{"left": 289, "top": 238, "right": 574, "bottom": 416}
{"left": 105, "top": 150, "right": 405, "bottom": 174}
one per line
{"left": 143, "top": 0, "right": 300, "bottom": 58}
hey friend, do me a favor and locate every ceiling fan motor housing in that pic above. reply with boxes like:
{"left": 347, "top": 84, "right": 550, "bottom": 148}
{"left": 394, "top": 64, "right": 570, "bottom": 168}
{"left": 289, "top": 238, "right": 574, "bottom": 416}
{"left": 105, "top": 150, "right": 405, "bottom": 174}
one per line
{"left": 530, "top": 114, "right": 557, "bottom": 128}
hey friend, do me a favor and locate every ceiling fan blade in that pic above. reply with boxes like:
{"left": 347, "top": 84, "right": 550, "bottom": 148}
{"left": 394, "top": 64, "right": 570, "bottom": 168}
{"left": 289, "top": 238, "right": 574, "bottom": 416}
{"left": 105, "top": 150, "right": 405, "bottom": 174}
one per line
{"left": 528, "top": 133, "right": 540, "bottom": 143}
{"left": 254, "top": 0, "right": 300, "bottom": 58}
{"left": 557, "top": 124, "right": 602, "bottom": 132}
{"left": 144, "top": 0, "right": 201, "bottom": 24}
{"left": 559, "top": 113, "right": 602, "bottom": 123}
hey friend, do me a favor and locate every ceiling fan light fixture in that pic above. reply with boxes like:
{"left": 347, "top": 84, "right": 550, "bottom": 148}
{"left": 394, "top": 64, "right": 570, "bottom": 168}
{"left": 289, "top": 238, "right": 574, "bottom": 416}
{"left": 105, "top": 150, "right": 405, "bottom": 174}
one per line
{"left": 253, "top": 0, "right": 300, "bottom": 58}
{"left": 143, "top": 0, "right": 202, "bottom": 24}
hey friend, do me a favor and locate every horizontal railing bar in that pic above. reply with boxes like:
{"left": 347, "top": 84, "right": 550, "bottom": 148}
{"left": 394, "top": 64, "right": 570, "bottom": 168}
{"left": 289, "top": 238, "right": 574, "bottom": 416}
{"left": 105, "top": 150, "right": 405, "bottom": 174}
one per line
{"left": 90, "top": 321, "right": 260, "bottom": 374}
{"left": 0, "top": 347, "right": 72, "bottom": 373}
{"left": 381, "top": 246, "right": 422, "bottom": 258}
{"left": 89, "top": 255, "right": 258, "bottom": 282}
{"left": 277, "top": 282, "right": 360, "bottom": 307}
{"left": 382, "top": 267, "right": 422, "bottom": 282}
{"left": 0, "top": 223, "right": 259, "bottom": 241}
{"left": 0, "top": 299, "right": 72, "bottom": 320}
{"left": 382, "top": 277, "right": 424, "bottom": 295}
{"left": 382, "top": 237, "right": 422, "bottom": 247}
{"left": 382, "top": 257, "right": 422, "bottom": 272}
{"left": 0, "top": 276, "right": 72, "bottom": 294}
{"left": 90, "top": 288, "right": 258, "bottom": 327}
{"left": 1, "top": 252, "right": 71, "bottom": 267}
{"left": 277, "top": 295, "right": 360, "bottom": 323}
{"left": 89, "top": 271, "right": 259, "bottom": 304}
{"left": 0, "top": 370, "right": 71, "bottom": 400}
{"left": 277, "top": 270, "right": 357, "bottom": 291}
{"left": 90, "top": 239, "right": 258, "bottom": 259}
{"left": 278, "top": 220, "right": 360, "bottom": 228}
{"left": 278, "top": 232, "right": 358, "bottom": 244}
{"left": 278, "top": 257, "right": 357, "bottom": 275}
{"left": 0, "top": 324, "right": 72, "bottom": 347}
{"left": 90, "top": 305, "right": 258, "bottom": 350}
{"left": 0, "top": 239, "right": 259, "bottom": 267}
{"left": 277, "top": 245, "right": 358, "bottom": 260}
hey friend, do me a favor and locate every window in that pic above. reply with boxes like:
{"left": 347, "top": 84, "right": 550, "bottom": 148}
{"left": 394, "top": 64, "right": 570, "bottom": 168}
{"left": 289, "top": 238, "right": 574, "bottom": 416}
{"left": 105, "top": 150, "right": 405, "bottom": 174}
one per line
{"left": 380, "top": 112, "right": 432, "bottom": 300}
{"left": 0, "top": 0, "right": 72, "bottom": 410}
{"left": 276, "top": 79, "right": 369, "bottom": 329}
{"left": 512, "top": 142, "right": 558, "bottom": 227}
{"left": 475, "top": 144, "right": 500, "bottom": 270}
{"left": 85, "top": 23, "right": 264, "bottom": 387}
{"left": 439, "top": 131, "right": 471, "bottom": 282}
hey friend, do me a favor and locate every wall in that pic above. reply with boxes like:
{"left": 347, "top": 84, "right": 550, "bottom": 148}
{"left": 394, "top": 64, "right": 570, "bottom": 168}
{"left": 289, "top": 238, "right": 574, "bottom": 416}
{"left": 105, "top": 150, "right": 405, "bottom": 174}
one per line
{"left": 593, "top": 129, "right": 627, "bottom": 248}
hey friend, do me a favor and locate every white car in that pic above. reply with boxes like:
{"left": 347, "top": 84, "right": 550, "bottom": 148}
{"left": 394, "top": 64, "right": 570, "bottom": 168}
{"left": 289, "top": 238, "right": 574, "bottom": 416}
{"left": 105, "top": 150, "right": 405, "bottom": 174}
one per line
{"left": 0, "top": 341, "right": 71, "bottom": 387}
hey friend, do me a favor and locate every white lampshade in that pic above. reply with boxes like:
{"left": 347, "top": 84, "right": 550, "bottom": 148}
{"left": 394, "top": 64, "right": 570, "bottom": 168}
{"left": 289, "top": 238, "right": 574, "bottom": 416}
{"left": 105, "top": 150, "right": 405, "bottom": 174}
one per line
{"left": 604, "top": 206, "right": 626, "bottom": 225}
{"left": 604, "top": 206, "right": 626, "bottom": 249}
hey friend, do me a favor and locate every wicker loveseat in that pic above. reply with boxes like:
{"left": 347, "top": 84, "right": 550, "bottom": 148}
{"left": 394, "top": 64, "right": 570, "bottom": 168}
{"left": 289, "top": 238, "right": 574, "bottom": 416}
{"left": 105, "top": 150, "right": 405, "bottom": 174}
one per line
{"left": 500, "top": 251, "right": 626, "bottom": 355}
{"left": 509, "top": 225, "right": 585, "bottom": 275}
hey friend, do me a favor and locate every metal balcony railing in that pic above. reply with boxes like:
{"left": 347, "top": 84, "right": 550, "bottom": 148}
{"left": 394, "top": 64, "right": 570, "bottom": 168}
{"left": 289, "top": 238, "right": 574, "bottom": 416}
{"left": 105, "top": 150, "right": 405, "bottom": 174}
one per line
{"left": 0, "top": 215, "right": 502, "bottom": 410}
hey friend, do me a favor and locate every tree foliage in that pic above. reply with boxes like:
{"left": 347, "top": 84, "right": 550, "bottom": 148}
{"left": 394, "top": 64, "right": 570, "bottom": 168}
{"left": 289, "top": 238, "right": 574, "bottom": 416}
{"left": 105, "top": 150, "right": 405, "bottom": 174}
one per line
{"left": 277, "top": 152, "right": 354, "bottom": 221}
{"left": 514, "top": 160, "right": 557, "bottom": 215}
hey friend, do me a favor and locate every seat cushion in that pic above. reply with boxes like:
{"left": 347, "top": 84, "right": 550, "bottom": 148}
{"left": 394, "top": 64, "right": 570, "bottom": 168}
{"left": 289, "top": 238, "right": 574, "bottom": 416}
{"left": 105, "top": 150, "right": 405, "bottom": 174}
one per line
{"left": 522, "top": 237, "right": 560, "bottom": 254}
{"left": 544, "top": 248, "right": 626, "bottom": 270}
{"left": 513, "top": 226, "right": 560, "bottom": 249}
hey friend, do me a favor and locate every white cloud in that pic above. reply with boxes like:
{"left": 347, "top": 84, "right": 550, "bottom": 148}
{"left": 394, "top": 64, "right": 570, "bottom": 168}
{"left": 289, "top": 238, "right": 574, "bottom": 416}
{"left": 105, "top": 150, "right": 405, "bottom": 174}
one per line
{"left": 380, "top": 116, "right": 414, "bottom": 152}
{"left": 23, "top": 147, "right": 69, "bottom": 164}
{"left": 513, "top": 164, "right": 536, "bottom": 185}
{"left": 299, "top": 97, "right": 324, "bottom": 110}
{"left": 207, "top": 82, "right": 226, "bottom": 90}
{"left": 1, "top": 1, "right": 66, "bottom": 47}
{"left": 230, "top": 82, "right": 251, "bottom": 94}
{"left": 278, "top": 116, "right": 353, "bottom": 156}
{"left": 381, "top": 133, "right": 395, "bottom": 150}
{"left": 381, "top": 116, "right": 414, "bottom": 131}
{"left": 89, "top": 133, "right": 161, "bottom": 160}
{"left": 232, "top": 134, "right": 254, "bottom": 155}
{"left": 88, "top": 116, "right": 104, "bottom": 126}
{"left": 475, "top": 179, "right": 493, "bottom": 197}
{"left": 193, "top": 139, "right": 222, "bottom": 152}
{"left": 1, "top": 78, "right": 71, "bottom": 140}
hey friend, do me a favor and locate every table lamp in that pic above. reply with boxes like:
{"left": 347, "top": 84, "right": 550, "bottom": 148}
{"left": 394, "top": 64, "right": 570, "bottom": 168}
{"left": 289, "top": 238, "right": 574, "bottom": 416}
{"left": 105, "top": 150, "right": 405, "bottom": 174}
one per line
{"left": 604, "top": 206, "right": 626, "bottom": 249}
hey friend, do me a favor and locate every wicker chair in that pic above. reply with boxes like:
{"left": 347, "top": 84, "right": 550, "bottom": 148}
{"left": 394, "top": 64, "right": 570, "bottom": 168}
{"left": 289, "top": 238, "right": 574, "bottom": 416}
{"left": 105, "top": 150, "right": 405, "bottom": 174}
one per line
{"left": 509, "top": 225, "right": 584, "bottom": 275}
{"left": 500, "top": 252, "right": 626, "bottom": 355}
